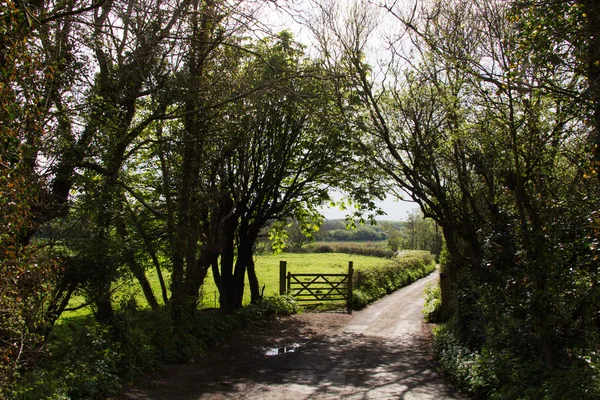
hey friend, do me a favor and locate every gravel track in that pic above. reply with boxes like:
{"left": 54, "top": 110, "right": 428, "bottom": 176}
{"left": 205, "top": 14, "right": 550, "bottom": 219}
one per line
{"left": 121, "top": 271, "right": 466, "bottom": 400}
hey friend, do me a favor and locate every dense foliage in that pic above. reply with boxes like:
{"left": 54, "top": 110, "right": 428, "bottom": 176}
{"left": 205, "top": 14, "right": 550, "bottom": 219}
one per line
{"left": 8, "top": 296, "right": 299, "bottom": 399}
{"left": 0, "top": 0, "right": 383, "bottom": 395}
{"left": 315, "top": 0, "right": 600, "bottom": 396}
{"left": 3, "top": 0, "right": 600, "bottom": 397}
{"left": 433, "top": 324, "right": 600, "bottom": 399}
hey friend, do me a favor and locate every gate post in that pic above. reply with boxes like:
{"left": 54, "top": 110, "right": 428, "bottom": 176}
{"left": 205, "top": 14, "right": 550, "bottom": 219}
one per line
{"left": 347, "top": 261, "right": 354, "bottom": 314}
{"left": 279, "top": 260, "right": 287, "bottom": 295}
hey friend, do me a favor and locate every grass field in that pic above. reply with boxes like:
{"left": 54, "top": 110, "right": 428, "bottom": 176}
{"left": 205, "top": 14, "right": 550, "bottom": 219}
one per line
{"left": 60, "top": 252, "right": 392, "bottom": 320}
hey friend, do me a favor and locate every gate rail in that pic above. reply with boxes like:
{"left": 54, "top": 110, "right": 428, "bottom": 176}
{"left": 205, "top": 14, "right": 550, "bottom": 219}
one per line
{"left": 279, "top": 261, "right": 353, "bottom": 314}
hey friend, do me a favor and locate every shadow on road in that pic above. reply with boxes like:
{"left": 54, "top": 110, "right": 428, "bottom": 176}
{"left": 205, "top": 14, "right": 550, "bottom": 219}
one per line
{"left": 122, "top": 314, "right": 464, "bottom": 399}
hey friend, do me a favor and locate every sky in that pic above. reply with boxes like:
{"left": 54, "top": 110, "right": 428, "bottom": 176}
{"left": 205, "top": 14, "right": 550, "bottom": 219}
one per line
{"left": 261, "top": 1, "right": 420, "bottom": 222}
{"left": 319, "top": 192, "right": 420, "bottom": 221}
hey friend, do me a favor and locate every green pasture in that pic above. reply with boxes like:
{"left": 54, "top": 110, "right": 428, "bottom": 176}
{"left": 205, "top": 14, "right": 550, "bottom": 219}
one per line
{"left": 60, "top": 252, "right": 392, "bottom": 320}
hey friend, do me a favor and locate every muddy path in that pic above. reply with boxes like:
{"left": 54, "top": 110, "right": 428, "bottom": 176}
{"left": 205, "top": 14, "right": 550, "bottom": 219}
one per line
{"left": 121, "top": 272, "right": 466, "bottom": 399}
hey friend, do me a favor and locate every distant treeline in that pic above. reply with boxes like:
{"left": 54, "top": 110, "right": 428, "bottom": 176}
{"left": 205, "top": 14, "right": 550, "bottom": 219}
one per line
{"left": 283, "top": 211, "right": 442, "bottom": 257}
{"left": 314, "top": 220, "right": 391, "bottom": 241}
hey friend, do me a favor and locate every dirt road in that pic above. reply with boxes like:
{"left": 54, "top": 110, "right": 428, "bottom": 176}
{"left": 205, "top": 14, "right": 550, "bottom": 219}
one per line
{"left": 122, "top": 272, "right": 466, "bottom": 399}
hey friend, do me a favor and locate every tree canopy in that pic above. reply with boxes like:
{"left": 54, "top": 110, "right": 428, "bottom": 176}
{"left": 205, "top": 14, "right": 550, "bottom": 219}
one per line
{"left": 313, "top": 0, "right": 600, "bottom": 395}
{"left": 2, "top": 0, "right": 599, "bottom": 397}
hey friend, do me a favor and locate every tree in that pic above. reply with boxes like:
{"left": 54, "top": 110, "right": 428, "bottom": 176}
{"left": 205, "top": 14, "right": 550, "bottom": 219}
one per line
{"left": 163, "top": 0, "right": 270, "bottom": 321}
{"left": 315, "top": 0, "right": 600, "bottom": 372}
{"left": 0, "top": 0, "right": 103, "bottom": 391}
{"left": 208, "top": 32, "right": 361, "bottom": 311}
{"left": 404, "top": 210, "right": 442, "bottom": 255}
{"left": 286, "top": 220, "right": 317, "bottom": 249}
{"left": 56, "top": 0, "right": 193, "bottom": 324}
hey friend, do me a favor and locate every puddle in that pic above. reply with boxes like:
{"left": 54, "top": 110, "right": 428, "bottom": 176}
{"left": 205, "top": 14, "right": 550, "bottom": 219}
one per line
{"left": 264, "top": 343, "right": 304, "bottom": 356}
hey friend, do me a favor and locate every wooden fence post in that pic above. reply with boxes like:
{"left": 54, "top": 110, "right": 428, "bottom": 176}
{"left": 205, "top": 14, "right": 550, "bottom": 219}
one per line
{"left": 347, "top": 261, "right": 354, "bottom": 314}
{"left": 279, "top": 260, "right": 287, "bottom": 295}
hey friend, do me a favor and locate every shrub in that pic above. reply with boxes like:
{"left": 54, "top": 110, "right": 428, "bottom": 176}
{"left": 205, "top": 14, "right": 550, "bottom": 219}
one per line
{"left": 432, "top": 325, "right": 491, "bottom": 396}
{"left": 12, "top": 322, "right": 123, "bottom": 400}
{"left": 259, "top": 295, "right": 300, "bottom": 316}
{"left": 10, "top": 295, "right": 300, "bottom": 399}
{"left": 282, "top": 246, "right": 309, "bottom": 253}
{"left": 432, "top": 325, "right": 600, "bottom": 399}
{"left": 352, "top": 251, "right": 435, "bottom": 309}
{"left": 238, "top": 295, "right": 300, "bottom": 322}
{"left": 312, "top": 244, "right": 335, "bottom": 253}
{"left": 351, "top": 289, "right": 369, "bottom": 310}
{"left": 422, "top": 283, "right": 442, "bottom": 323}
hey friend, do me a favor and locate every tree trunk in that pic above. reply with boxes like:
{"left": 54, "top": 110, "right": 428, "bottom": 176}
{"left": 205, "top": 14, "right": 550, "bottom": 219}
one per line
{"left": 116, "top": 216, "right": 159, "bottom": 309}
{"left": 169, "top": 128, "right": 203, "bottom": 322}
{"left": 233, "top": 257, "right": 246, "bottom": 310}
{"left": 128, "top": 207, "right": 170, "bottom": 306}
{"left": 128, "top": 253, "right": 159, "bottom": 310}
{"left": 94, "top": 287, "right": 114, "bottom": 324}
{"left": 247, "top": 256, "right": 261, "bottom": 304}
{"left": 438, "top": 223, "right": 461, "bottom": 322}
{"left": 438, "top": 271, "right": 454, "bottom": 322}
{"left": 217, "top": 208, "right": 238, "bottom": 314}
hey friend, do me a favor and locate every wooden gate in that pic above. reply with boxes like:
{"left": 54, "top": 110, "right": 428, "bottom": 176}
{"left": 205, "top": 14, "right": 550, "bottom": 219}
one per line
{"left": 279, "top": 261, "right": 353, "bottom": 314}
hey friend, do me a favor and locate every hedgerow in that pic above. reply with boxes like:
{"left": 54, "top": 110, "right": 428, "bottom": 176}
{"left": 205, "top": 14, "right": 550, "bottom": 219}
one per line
{"left": 334, "top": 245, "right": 395, "bottom": 258}
{"left": 422, "top": 283, "right": 442, "bottom": 323}
{"left": 432, "top": 324, "right": 600, "bottom": 400}
{"left": 286, "top": 243, "right": 395, "bottom": 258}
{"left": 8, "top": 295, "right": 299, "bottom": 400}
{"left": 351, "top": 250, "right": 436, "bottom": 309}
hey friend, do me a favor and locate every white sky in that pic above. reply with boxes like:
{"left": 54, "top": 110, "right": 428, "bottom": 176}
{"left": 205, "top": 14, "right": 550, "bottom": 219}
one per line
{"left": 319, "top": 189, "right": 419, "bottom": 221}
{"left": 320, "top": 195, "right": 419, "bottom": 221}
{"left": 261, "top": 1, "right": 420, "bottom": 222}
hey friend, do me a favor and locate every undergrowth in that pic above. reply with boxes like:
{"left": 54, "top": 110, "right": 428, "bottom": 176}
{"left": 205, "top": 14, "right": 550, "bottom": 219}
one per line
{"left": 432, "top": 324, "right": 600, "bottom": 399}
{"left": 422, "top": 283, "right": 442, "bottom": 323}
{"left": 8, "top": 295, "right": 299, "bottom": 400}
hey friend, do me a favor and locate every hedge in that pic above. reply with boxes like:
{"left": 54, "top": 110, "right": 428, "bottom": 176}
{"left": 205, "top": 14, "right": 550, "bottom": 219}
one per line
{"left": 286, "top": 243, "right": 395, "bottom": 258}
{"left": 432, "top": 325, "right": 600, "bottom": 399}
{"left": 352, "top": 250, "right": 436, "bottom": 309}
{"left": 9, "top": 296, "right": 300, "bottom": 400}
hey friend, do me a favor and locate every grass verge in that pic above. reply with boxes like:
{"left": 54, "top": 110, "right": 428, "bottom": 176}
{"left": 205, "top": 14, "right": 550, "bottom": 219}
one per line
{"left": 9, "top": 296, "right": 299, "bottom": 400}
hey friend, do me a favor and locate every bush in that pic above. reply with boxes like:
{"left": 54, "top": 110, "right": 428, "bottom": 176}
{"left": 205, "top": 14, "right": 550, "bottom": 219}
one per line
{"left": 335, "top": 245, "right": 395, "bottom": 258}
{"left": 432, "top": 325, "right": 491, "bottom": 397}
{"left": 432, "top": 325, "right": 600, "bottom": 399}
{"left": 351, "top": 289, "right": 369, "bottom": 310}
{"left": 422, "top": 283, "right": 442, "bottom": 323}
{"left": 239, "top": 295, "right": 300, "bottom": 321}
{"left": 283, "top": 246, "right": 309, "bottom": 253}
{"left": 12, "top": 322, "right": 123, "bottom": 400}
{"left": 312, "top": 244, "right": 335, "bottom": 253}
{"left": 10, "top": 295, "right": 300, "bottom": 399}
{"left": 352, "top": 250, "right": 435, "bottom": 309}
